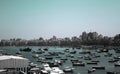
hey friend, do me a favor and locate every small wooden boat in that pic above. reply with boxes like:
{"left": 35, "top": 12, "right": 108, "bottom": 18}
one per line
{"left": 45, "top": 56, "right": 53, "bottom": 60}
{"left": 63, "top": 67, "right": 74, "bottom": 72}
{"left": 72, "top": 62, "right": 85, "bottom": 66}
{"left": 32, "top": 54, "right": 39, "bottom": 58}
{"left": 115, "top": 49, "right": 120, "bottom": 53}
{"left": 50, "top": 67, "right": 65, "bottom": 74}
{"left": 88, "top": 68, "right": 96, "bottom": 73}
{"left": 106, "top": 71, "right": 115, "bottom": 74}
{"left": 87, "top": 62, "right": 98, "bottom": 65}
{"left": 91, "top": 60, "right": 100, "bottom": 63}
{"left": 42, "top": 63, "right": 51, "bottom": 72}
{"left": 20, "top": 47, "right": 32, "bottom": 52}
{"left": 48, "top": 62, "right": 59, "bottom": 67}
{"left": 84, "top": 56, "right": 92, "bottom": 60}
{"left": 43, "top": 48, "right": 48, "bottom": 51}
{"left": 92, "top": 66, "right": 105, "bottom": 70}
{"left": 108, "top": 59, "right": 119, "bottom": 63}
{"left": 70, "top": 51, "right": 76, "bottom": 54}
{"left": 40, "top": 70, "right": 49, "bottom": 74}
{"left": 114, "top": 62, "right": 120, "bottom": 67}
{"left": 16, "top": 51, "right": 21, "bottom": 55}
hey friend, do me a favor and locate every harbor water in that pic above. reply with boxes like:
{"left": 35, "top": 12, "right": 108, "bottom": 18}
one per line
{"left": 0, "top": 46, "right": 120, "bottom": 74}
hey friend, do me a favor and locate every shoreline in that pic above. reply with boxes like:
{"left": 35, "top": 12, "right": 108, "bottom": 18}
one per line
{"left": 0, "top": 45, "right": 120, "bottom": 49}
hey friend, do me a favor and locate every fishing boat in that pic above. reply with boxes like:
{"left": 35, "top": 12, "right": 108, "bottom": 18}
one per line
{"left": 32, "top": 54, "right": 39, "bottom": 58}
{"left": 54, "top": 60, "right": 63, "bottom": 65}
{"left": 50, "top": 67, "right": 65, "bottom": 74}
{"left": 72, "top": 61, "right": 85, "bottom": 66}
{"left": 29, "top": 62, "right": 38, "bottom": 68}
{"left": 40, "top": 70, "right": 49, "bottom": 74}
{"left": 87, "top": 62, "right": 98, "bottom": 65}
{"left": 106, "top": 71, "right": 115, "bottom": 74}
{"left": 20, "top": 47, "right": 32, "bottom": 52}
{"left": 42, "top": 63, "right": 51, "bottom": 72}
{"left": 48, "top": 62, "right": 59, "bottom": 67}
{"left": 84, "top": 56, "right": 92, "bottom": 60}
{"left": 108, "top": 59, "right": 119, "bottom": 63}
{"left": 88, "top": 68, "right": 96, "bottom": 73}
{"left": 43, "top": 48, "right": 48, "bottom": 51}
{"left": 91, "top": 60, "right": 100, "bottom": 63}
{"left": 92, "top": 66, "right": 105, "bottom": 70}
{"left": 16, "top": 51, "right": 21, "bottom": 55}
{"left": 63, "top": 67, "right": 74, "bottom": 72}
{"left": 45, "top": 56, "right": 53, "bottom": 60}
{"left": 114, "top": 62, "right": 120, "bottom": 67}
{"left": 115, "top": 49, "right": 120, "bottom": 53}
{"left": 70, "top": 51, "right": 76, "bottom": 54}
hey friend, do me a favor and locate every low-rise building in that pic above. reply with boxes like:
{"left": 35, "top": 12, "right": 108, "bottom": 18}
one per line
{"left": 0, "top": 55, "right": 29, "bottom": 74}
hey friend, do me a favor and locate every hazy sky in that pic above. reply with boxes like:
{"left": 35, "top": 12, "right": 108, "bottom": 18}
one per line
{"left": 0, "top": 0, "right": 120, "bottom": 39}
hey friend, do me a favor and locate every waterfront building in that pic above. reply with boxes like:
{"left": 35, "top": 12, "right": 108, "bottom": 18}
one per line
{"left": 0, "top": 55, "right": 29, "bottom": 74}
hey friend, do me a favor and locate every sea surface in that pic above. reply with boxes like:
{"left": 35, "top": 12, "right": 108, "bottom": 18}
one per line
{"left": 0, "top": 46, "right": 120, "bottom": 74}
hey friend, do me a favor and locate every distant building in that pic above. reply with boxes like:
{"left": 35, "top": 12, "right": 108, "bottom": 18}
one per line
{"left": 82, "top": 32, "right": 88, "bottom": 41}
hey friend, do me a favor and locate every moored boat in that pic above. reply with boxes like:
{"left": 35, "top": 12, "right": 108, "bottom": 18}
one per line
{"left": 42, "top": 63, "right": 51, "bottom": 72}
{"left": 50, "top": 67, "right": 65, "bottom": 74}
{"left": 108, "top": 59, "right": 119, "bottom": 63}
{"left": 114, "top": 62, "right": 120, "bottom": 67}
{"left": 72, "top": 61, "right": 85, "bottom": 66}
{"left": 88, "top": 68, "right": 96, "bottom": 73}
{"left": 92, "top": 66, "right": 105, "bottom": 70}
{"left": 63, "top": 67, "right": 74, "bottom": 72}
{"left": 106, "top": 71, "right": 115, "bottom": 74}
{"left": 41, "top": 70, "right": 49, "bottom": 74}
{"left": 20, "top": 47, "right": 32, "bottom": 52}
{"left": 87, "top": 62, "right": 98, "bottom": 65}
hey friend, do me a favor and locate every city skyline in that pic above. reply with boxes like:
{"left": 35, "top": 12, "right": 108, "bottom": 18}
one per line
{"left": 0, "top": 0, "right": 120, "bottom": 39}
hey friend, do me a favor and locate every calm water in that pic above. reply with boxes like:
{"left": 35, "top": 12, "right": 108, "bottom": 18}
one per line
{"left": 0, "top": 46, "right": 120, "bottom": 74}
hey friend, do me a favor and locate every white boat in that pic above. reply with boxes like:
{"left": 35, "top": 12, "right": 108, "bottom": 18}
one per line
{"left": 43, "top": 63, "right": 52, "bottom": 72}
{"left": 29, "top": 62, "right": 38, "bottom": 68}
{"left": 63, "top": 67, "right": 74, "bottom": 72}
{"left": 114, "top": 61, "right": 120, "bottom": 67}
{"left": 32, "top": 54, "right": 39, "bottom": 58}
{"left": 88, "top": 68, "right": 96, "bottom": 73}
{"left": 30, "top": 67, "right": 40, "bottom": 71}
{"left": 50, "top": 67, "right": 65, "bottom": 74}
{"left": 41, "top": 70, "right": 49, "bottom": 74}
{"left": 54, "top": 59, "right": 62, "bottom": 65}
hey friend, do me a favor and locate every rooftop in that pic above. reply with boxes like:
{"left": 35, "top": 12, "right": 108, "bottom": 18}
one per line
{"left": 0, "top": 55, "right": 28, "bottom": 61}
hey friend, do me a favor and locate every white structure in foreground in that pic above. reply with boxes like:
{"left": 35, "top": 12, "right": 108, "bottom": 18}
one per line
{"left": 0, "top": 55, "right": 29, "bottom": 73}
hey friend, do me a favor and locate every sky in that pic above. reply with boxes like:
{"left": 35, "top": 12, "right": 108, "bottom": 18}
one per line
{"left": 0, "top": 0, "right": 120, "bottom": 39}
